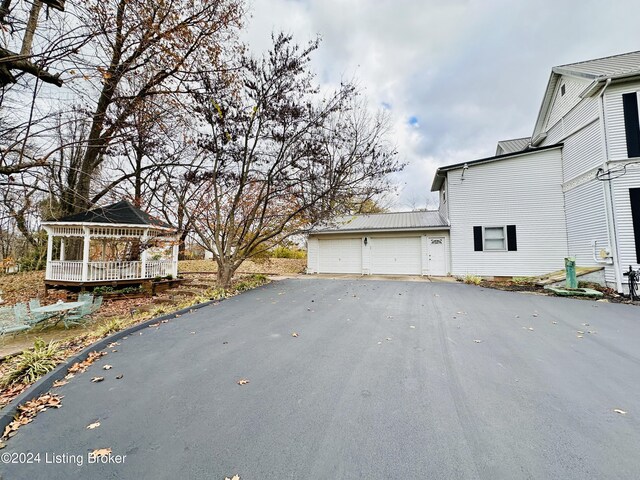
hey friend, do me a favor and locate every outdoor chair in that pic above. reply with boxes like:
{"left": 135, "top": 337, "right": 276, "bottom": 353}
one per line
{"left": 0, "top": 306, "right": 30, "bottom": 336}
{"left": 28, "top": 298, "right": 57, "bottom": 324}
{"left": 63, "top": 296, "right": 102, "bottom": 328}
{"left": 90, "top": 296, "right": 103, "bottom": 314}
{"left": 63, "top": 302, "right": 93, "bottom": 327}
{"left": 78, "top": 292, "right": 94, "bottom": 304}
{"left": 13, "top": 303, "right": 31, "bottom": 324}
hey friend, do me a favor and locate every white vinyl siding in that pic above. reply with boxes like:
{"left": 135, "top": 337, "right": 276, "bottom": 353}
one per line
{"left": 564, "top": 180, "right": 609, "bottom": 268}
{"left": 561, "top": 120, "right": 603, "bottom": 181}
{"left": 610, "top": 167, "right": 640, "bottom": 288}
{"left": 545, "top": 77, "right": 591, "bottom": 131}
{"left": 447, "top": 148, "right": 568, "bottom": 277}
{"left": 371, "top": 237, "right": 421, "bottom": 275}
{"left": 604, "top": 84, "right": 640, "bottom": 161}
{"left": 318, "top": 238, "right": 362, "bottom": 274}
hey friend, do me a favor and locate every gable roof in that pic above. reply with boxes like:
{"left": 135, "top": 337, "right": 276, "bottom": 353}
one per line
{"left": 312, "top": 210, "right": 449, "bottom": 234}
{"left": 496, "top": 137, "right": 531, "bottom": 155}
{"left": 430, "top": 143, "right": 563, "bottom": 191}
{"left": 532, "top": 51, "right": 640, "bottom": 144}
{"left": 48, "top": 200, "right": 173, "bottom": 229}
{"left": 552, "top": 50, "right": 640, "bottom": 80}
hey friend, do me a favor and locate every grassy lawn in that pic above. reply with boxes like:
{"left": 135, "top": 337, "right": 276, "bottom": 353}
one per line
{"left": 0, "top": 259, "right": 305, "bottom": 409}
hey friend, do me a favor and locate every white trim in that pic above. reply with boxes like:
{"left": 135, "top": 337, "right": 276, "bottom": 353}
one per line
{"left": 483, "top": 226, "right": 507, "bottom": 251}
{"left": 41, "top": 221, "right": 175, "bottom": 232}
{"left": 81, "top": 226, "right": 91, "bottom": 282}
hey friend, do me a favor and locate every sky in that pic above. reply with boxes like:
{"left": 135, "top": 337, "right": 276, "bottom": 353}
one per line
{"left": 242, "top": 0, "right": 639, "bottom": 210}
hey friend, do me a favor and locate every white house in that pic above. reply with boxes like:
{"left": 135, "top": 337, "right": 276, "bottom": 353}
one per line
{"left": 308, "top": 51, "right": 640, "bottom": 293}
{"left": 431, "top": 144, "right": 568, "bottom": 278}
{"left": 431, "top": 50, "right": 640, "bottom": 292}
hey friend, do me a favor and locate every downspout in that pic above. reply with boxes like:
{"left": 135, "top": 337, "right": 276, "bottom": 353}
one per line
{"left": 597, "top": 78, "right": 624, "bottom": 292}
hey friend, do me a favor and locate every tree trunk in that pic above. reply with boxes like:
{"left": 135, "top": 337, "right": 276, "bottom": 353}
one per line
{"left": 216, "top": 262, "right": 235, "bottom": 289}
{"left": 20, "top": 1, "right": 42, "bottom": 56}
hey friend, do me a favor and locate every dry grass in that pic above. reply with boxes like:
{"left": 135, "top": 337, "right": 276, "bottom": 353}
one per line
{"left": 0, "top": 271, "right": 46, "bottom": 305}
{"left": 179, "top": 258, "right": 306, "bottom": 275}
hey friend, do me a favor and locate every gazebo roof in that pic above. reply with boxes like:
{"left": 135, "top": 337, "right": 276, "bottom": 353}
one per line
{"left": 47, "top": 200, "right": 173, "bottom": 230}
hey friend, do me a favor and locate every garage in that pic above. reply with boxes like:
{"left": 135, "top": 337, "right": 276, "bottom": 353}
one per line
{"left": 307, "top": 211, "right": 450, "bottom": 276}
{"left": 371, "top": 237, "right": 421, "bottom": 275}
{"left": 317, "top": 238, "right": 362, "bottom": 274}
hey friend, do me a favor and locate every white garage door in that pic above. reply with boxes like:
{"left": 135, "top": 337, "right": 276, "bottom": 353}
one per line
{"left": 318, "top": 238, "right": 362, "bottom": 273}
{"left": 371, "top": 237, "right": 422, "bottom": 275}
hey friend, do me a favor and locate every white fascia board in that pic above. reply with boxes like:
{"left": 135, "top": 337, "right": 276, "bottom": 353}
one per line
{"left": 40, "top": 221, "right": 176, "bottom": 233}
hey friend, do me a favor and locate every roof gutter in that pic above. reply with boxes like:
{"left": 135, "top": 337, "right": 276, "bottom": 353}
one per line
{"left": 311, "top": 226, "right": 450, "bottom": 235}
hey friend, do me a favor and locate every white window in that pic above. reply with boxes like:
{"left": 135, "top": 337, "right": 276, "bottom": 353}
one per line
{"left": 484, "top": 226, "right": 506, "bottom": 251}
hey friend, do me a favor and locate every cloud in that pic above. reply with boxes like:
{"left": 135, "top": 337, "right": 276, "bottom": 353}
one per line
{"left": 243, "top": 0, "right": 640, "bottom": 209}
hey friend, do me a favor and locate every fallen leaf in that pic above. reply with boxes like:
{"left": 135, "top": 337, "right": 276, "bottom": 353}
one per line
{"left": 385, "top": 337, "right": 392, "bottom": 341}
{"left": 377, "top": 341, "right": 382, "bottom": 345}
{"left": 552, "top": 321, "right": 558, "bottom": 325}
{"left": 577, "top": 330, "right": 585, "bottom": 334}
{"left": 577, "top": 335, "right": 584, "bottom": 338}
{"left": 148, "top": 322, "right": 160, "bottom": 328}
{"left": 115, "top": 374, "right": 123, "bottom": 380}
{"left": 2, "top": 394, "right": 62, "bottom": 440}
{"left": 107, "top": 342, "right": 120, "bottom": 348}
{"left": 614, "top": 409, "right": 627, "bottom": 415}
{"left": 409, "top": 325, "right": 416, "bottom": 329}
{"left": 86, "top": 422, "right": 101, "bottom": 429}
{"left": 291, "top": 332, "right": 298, "bottom": 337}
{"left": 190, "top": 331, "right": 196, "bottom": 335}
{"left": 102, "top": 365, "right": 112, "bottom": 370}
{"left": 532, "top": 314, "right": 539, "bottom": 317}
{"left": 474, "top": 339, "right": 482, "bottom": 343}
{"left": 237, "top": 379, "right": 249, "bottom": 385}
{"left": 91, "top": 377, "right": 104, "bottom": 383}
{"left": 52, "top": 379, "right": 68, "bottom": 388}
{"left": 225, "top": 475, "right": 241, "bottom": 480}
{"left": 582, "top": 323, "right": 590, "bottom": 327}
{"left": 91, "top": 448, "right": 112, "bottom": 457}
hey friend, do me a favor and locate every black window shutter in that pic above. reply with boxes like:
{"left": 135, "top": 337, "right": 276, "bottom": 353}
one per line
{"left": 473, "top": 226, "right": 483, "bottom": 251}
{"left": 507, "top": 225, "right": 517, "bottom": 251}
{"left": 622, "top": 92, "right": 640, "bottom": 158}
{"left": 630, "top": 189, "right": 640, "bottom": 262}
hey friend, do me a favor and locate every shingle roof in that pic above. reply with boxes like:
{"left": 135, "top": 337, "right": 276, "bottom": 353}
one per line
{"left": 313, "top": 210, "right": 449, "bottom": 233}
{"left": 52, "top": 200, "right": 173, "bottom": 229}
{"left": 496, "top": 137, "right": 531, "bottom": 155}
{"left": 553, "top": 50, "right": 640, "bottom": 80}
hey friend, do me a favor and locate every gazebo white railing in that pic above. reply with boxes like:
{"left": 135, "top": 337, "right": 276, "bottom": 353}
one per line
{"left": 41, "top": 201, "right": 179, "bottom": 285}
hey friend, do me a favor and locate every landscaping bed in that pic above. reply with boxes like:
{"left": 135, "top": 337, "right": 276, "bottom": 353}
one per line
{"left": 464, "top": 277, "right": 627, "bottom": 303}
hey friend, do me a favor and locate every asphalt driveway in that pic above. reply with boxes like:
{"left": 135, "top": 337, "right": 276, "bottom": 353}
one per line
{"left": 2, "top": 278, "right": 640, "bottom": 479}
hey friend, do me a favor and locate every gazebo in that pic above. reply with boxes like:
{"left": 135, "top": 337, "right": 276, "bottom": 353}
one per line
{"left": 41, "top": 201, "right": 179, "bottom": 289}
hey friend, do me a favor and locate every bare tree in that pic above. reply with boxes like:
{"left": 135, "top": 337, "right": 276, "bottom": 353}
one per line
{"left": 179, "top": 34, "right": 402, "bottom": 287}
{"left": 58, "top": 0, "right": 244, "bottom": 215}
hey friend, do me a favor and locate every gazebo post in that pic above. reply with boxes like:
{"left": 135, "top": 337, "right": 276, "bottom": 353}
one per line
{"left": 45, "top": 227, "right": 53, "bottom": 279}
{"left": 81, "top": 226, "right": 91, "bottom": 282}
{"left": 171, "top": 237, "right": 179, "bottom": 278}
{"left": 60, "top": 238, "right": 65, "bottom": 261}
{"left": 140, "top": 229, "right": 149, "bottom": 279}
